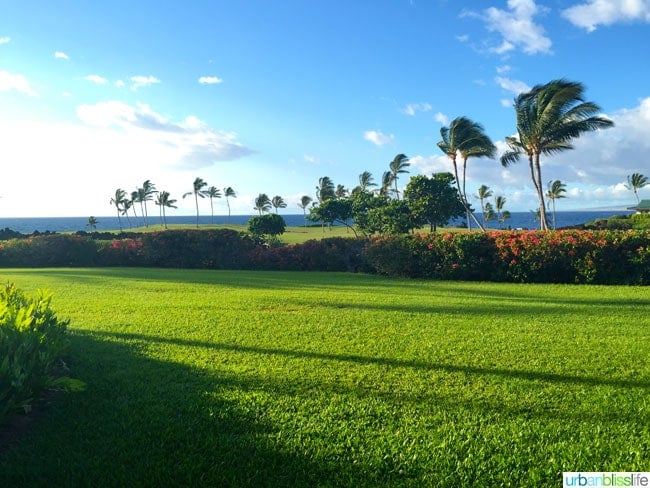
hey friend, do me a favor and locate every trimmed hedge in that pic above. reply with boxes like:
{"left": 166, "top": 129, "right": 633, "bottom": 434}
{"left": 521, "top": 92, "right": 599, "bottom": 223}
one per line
{"left": 0, "top": 229, "right": 648, "bottom": 284}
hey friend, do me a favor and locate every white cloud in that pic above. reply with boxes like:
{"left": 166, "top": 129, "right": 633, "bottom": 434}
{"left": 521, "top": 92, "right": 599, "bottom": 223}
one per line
{"left": 482, "top": 0, "right": 553, "bottom": 54}
{"left": 496, "top": 64, "right": 512, "bottom": 74}
{"left": 456, "top": 34, "right": 469, "bottom": 42}
{"left": 402, "top": 102, "right": 432, "bottom": 116}
{"left": 115, "top": 80, "right": 125, "bottom": 88}
{"left": 0, "top": 70, "right": 37, "bottom": 96}
{"left": 198, "top": 76, "right": 223, "bottom": 85}
{"left": 500, "top": 99, "right": 513, "bottom": 107}
{"left": 304, "top": 155, "right": 320, "bottom": 164}
{"left": 409, "top": 154, "right": 451, "bottom": 175}
{"left": 54, "top": 51, "right": 69, "bottom": 60}
{"left": 130, "top": 75, "right": 160, "bottom": 90}
{"left": 363, "top": 130, "right": 395, "bottom": 146}
{"left": 0, "top": 37, "right": 11, "bottom": 45}
{"left": 563, "top": 0, "right": 650, "bottom": 31}
{"left": 434, "top": 112, "right": 449, "bottom": 125}
{"left": 495, "top": 76, "right": 531, "bottom": 95}
{"left": 85, "top": 74, "right": 108, "bottom": 85}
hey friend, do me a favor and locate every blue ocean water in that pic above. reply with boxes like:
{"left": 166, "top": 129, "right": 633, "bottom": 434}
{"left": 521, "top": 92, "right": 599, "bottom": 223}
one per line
{"left": 0, "top": 211, "right": 633, "bottom": 234}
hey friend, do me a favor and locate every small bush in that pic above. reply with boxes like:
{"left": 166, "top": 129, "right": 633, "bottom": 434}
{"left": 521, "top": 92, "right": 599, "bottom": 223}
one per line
{"left": 0, "top": 284, "right": 71, "bottom": 424}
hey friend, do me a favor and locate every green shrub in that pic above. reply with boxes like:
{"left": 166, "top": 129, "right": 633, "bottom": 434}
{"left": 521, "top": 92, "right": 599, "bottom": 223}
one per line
{"left": 0, "top": 284, "right": 72, "bottom": 424}
{"left": 631, "top": 213, "right": 650, "bottom": 229}
{"left": 247, "top": 214, "right": 286, "bottom": 240}
{"left": 0, "top": 234, "right": 97, "bottom": 267}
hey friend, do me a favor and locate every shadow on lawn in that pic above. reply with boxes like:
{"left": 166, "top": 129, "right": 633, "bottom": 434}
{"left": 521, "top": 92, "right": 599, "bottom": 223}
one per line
{"left": 1, "top": 332, "right": 413, "bottom": 487}
{"left": 90, "top": 330, "right": 650, "bottom": 390}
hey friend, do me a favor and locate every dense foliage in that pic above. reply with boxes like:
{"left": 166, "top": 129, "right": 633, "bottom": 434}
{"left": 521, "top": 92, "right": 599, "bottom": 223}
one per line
{"left": 0, "top": 284, "right": 71, "bottom": 425}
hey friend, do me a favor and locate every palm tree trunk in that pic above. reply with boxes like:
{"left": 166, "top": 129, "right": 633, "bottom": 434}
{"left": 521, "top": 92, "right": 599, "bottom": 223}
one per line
{"left": 533, "top": 154, "right": 549, "bottom": 230}
{"left": 194, "top": 193, "right": 199, "bottom": 228}
{"left": 452, "top": 158, "right": 485, "bottom": 232}
{"left": 210, "top": 198, "right": 214, "bottom": 225}
{"left": 462, "top": 159, "right": 471, "bottom": 231}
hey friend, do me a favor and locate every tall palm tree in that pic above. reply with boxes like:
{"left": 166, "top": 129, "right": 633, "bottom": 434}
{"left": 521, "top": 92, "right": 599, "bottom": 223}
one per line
{"left": 254, "top": 193, "right": 272, "bottom": 215}
{"left": 155, "top": 191, "right": 177, "bottom": 229}
{"left": 183, "top": 177, "right": 208, "bottom": 228}
{"left": 316, "top": 176, "right": 335, "bottom": 203}
{"left": 625, "top": 173, "right": 649, "bottom": 204}
{"left": 475, "top": 185, "right": 493, "bottom": 227}
{"left": 298, "top": 195, "right": 313, "bottom": 226}
{"left": 137, "top": 180, "right": 156, "bottom": 227}
{"left": 379, "top": 171, "right": 393, "bottom": 197}
{"left": 223, "top": 187, "right": 237, "bottom": 222}
{"left": 546, "top": 179, "right": 568, "bottom": 230}
{"left": 86, "top": 216, "right": 98, "bottom": 231}
{"left": 494, "top": 195, "right": 507, "bottom": 229}
{"left": 271, "top": 195, "right": 287, "bottom": 213}
{"left": 121, "top": 199, "right": 133, "bottom": 229}
{"left": 438, "top": 117, "right": 495, "bottom": 231}
{"left": 109, "top": 188, "right": 126, "bottom": 232}
{"left": 206, "top": 186, "right": 222, "bottom": 224}
{"left": 501, "top": 79, "right": 614, "bottom": 230}
{"left": 358, "top": 171, "right": 376, "bottom": 192}
{"left": 335, "top": 184, "right": 348, "bottom": 199}
{"left": 483, "top": 202, "right": 495, "bottom": 229}
{"left": 389, "top": 153, "right": 410, "bottom": 199}
{"left": 130, "top": 190, "right": 140, "bottom": 224}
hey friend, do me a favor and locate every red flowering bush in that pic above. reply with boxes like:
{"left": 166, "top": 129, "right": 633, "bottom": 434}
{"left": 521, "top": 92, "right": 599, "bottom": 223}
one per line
{"left": 0, "top": 234, "right": 97, "bottom": 267}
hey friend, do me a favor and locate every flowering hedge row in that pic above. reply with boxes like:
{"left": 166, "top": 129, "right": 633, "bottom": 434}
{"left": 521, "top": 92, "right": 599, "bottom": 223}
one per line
{"left": 0, "top": 229, "right": 647, "bottom": 284}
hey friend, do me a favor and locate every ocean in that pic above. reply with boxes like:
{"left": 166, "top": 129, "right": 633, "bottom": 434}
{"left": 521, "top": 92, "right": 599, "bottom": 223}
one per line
{"left": 0, "top": 211, "right": 633, "bottom": 234}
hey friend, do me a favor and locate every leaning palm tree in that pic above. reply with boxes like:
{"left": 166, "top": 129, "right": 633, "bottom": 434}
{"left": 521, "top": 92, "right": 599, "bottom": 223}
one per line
{"left": 358, "top": 171, "right": 376, "bottom": 192}
{"left": 389, "top": 153, "right": 410, "bottom": 200}
{"left": 130, "top": 190, "right": 140, "bottom": 224}
{"left": 438, "top": 117, "right": 495, "bottom": 231}
{"left": 546, "top": 179, "right": 568, "bottom": 230}
{"left": 625, "top": 173, "right": 649, "bottom": 204}
{"left": 254, "top": 193, "right": 272, "bottom": 215}
{"left": 109, "top": 188, "right": 127, "bottom": 232}
{"left": 475, "top": 185, "right": 493, "bottom": 227}
{"left": 155, "top": 191, "right": 177, "bottom": 229}
{"left": 483, "top": 202, "right": 495, "bottom": 229}
{"left": 379, "top": 171, "right": 394, "bottom": 197}
{"left": 223, "top": 187, "right": 237, "bottom": 222}
{"left": 271, "top": 195, "right": 287, "bottom": 214}
{"left": 494, "top": 195, "right": 507, "bottom": 229}
{"left": 121, "top": 199, "right": 133, "bottom": 229}
{"left": 501, "top": 79, "right": 614, "bottom": 230}
{"left": 183, "top": 177, "right": 209, "bottom": 228}
{"left": 316, "top": 176, "right": 335, "bottom": 203}
{"left": 136, "top": 180, "right": 156, "bottom": 227}
{"left": 298, "top": 195, "right": 313, "bottom": 226}
{"left": 206, "top": 186, "right": 222, "bottom": 224}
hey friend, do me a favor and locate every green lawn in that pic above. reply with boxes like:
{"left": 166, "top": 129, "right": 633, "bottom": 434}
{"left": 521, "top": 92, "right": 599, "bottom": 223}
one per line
{"left": 0, "top": 268, "right": 648, "bottom": 487}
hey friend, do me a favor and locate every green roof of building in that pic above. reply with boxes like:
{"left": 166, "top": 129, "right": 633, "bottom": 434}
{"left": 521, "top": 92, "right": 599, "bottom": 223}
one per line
{"left": 628, "top": 199, "right": 650, "bottom": 211}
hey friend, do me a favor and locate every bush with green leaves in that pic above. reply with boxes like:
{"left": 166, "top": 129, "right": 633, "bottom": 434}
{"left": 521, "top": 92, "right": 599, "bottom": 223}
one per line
{"left": 247, "top": 214, "right": 287, "bottom": 244}
{"left": 0, "top": 234, "right": 97, "bottom": 267}
{"left": 0, "top": 284, "right": 73, "bottom": 424}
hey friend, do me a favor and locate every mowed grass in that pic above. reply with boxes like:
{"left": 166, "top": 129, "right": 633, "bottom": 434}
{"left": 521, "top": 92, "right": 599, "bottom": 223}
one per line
{"left": 0, "top": 268, "right": 648, "bottom": 487}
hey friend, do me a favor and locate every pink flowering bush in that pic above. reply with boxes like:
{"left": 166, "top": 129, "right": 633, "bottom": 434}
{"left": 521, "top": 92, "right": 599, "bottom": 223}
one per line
{"left": 0, "top": 234, "right": 97, "bottom": 267}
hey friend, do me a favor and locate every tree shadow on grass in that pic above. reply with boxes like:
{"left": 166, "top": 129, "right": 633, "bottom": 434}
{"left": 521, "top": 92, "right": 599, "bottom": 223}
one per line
{"left": 0, "top": 332, "right": 421, "bottom": 488}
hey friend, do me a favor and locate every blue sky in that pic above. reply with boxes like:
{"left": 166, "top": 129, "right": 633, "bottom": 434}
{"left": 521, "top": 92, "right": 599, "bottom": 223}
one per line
{"left": 1, "top": 0, "right": 649, "bottom": 217}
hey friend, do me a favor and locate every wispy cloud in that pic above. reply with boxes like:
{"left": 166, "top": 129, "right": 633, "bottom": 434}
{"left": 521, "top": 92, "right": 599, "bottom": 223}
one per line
{"left": 469, "top": 0, "right": 552, "bottom": 55}
{"left": 85, "top": 74, "right": 108, "bottom": 85}
{"left": 115, "top": 80, "right": 125, "bottom": 88}
{"left": 0, "top": 70, "right": 38, "bottom": 96}
{"left": 130, "top": 75, "right": 160, "bottom": 91}
{"left": 304, "top": 155, "right": 320, "bottom": 164}
{"left": 562, "top": 0, "right": 650, "bottom": 31}
{"left": 54, "top": 51, "right": 69, "bottom": 60}
{"left": 363, "top": 130, "right": 395, "bottom": 146}
{"left": 495, "top": 76, "right": 531, "bottom": 95}
{"left": 0, "top": 36, "right": 10, "bottom": 45}
{"left": 198, "top": 76, "right": 223, "bottom": 85}
{"left": 434, "top": 112, "right": 449, "bottom": 125}
{"left": 402, "top": 102, "right": 432, "bottom": 116}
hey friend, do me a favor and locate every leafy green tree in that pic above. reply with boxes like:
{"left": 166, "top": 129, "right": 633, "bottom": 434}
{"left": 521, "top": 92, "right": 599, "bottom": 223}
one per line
{"left": 109, "top": 188, "right": 126, "bottom": 232}
{"left": 223, "top": 187, "right": 237, "bottom": 221}
{"left": 183, "top": 177, "right": 208, "bottom": 228}
{"left": 626, "top": 173, "right": 649, "bottom": 204}
{"left": 298, "top": 195, "right": 313, "bottom": 226}
{"left": 206, "top": 186, "right": 222, "bottom": 224}
{"left": 86, "top": 216, "right": 98, "bottom": 231}
{"left": 403, "top": 173, "right": 465, "bottom": 232}
{"left": 155, "top": 191, "right": 177, "bottom": 229}
{"left": 254, "top": 193, "right": 272, "bottom": 215}
{"left": 546, "top": 180, "right": 568, "bottom": 230}
{"left": 316, "top": 176, "right": 336, "bottom": 202}
{"left": 437, "top": 117, "right": 495, "bottom": 231}
{"left": 271, "top": 195, "right": 287, "bottom": 213}
{"left": 389, "top": 153, "right": 410, "bottom": 199}
{"left": 309, "top": 198, "right": 355, "bottom": 234}
{"left": 475, "top": 185, "right": 493, "bottom": 227}
{"left": 501, "top": 79, "right": 614, "bottom": 230}
{"left": 351, "top": 191, "right": 390, "bottom": 235}
{"left": 365, "top": 199, "right": 414, "bottom": 235}
{"left": 248, "top": 213, "right": 286, "bottom": 243}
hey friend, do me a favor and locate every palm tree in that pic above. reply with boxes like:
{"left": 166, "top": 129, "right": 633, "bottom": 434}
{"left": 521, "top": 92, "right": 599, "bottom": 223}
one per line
{"left": 335, "top": 184, "right": 348, "bottom": 199}
{"left": 625, "top": 173, "right": 649, "bottom": 204}
{"left": 254, "top": 193, "right": 271, "bottom": 215}
{"left": 389, "top": 153, "right": 410, "bottom": 199}
{"left": 206, "top": 186, "right": 222, "bottom": 224}
{"left": 475, "top": 185, "right": 493, "bottom": 227}
{"left": 379, "top": 171, "right": 393, "bottom": 197}
{"left": 358, "top": 171, "right": 376, "bottom": 192}
{"left": 546, "top": 179, "right": 568, "bottom": 230}
{"left": 500, "top": 210, "right": 512, "bottom": 228}
{"left": 155, "top": 191, "right": 177, "bottom": 229}
{"left": 183, "top": 177, "right": 208, "bottom": 228}
{"left": 121, "top": 199, "right": 133, "bottom": 229}
{"left": 109, "top": 188, "right": 126, "bottom": 232}
{"left": 271, "top": 195, "right": 287, "bottom": 213}
{"left": 130, "top": 190, "right": 140, "bottom": 224}
{"left": 494, "top": 195, "right": 507, "bottom": 229}
{"left": 483, "top": 202, "right": 495, "bottom": 229}
{"left": 223, "top": 187, "right": 237, "bottom": 222}
{"left": 298, "top": 195, "right": 313, "bottom": 226}
{"left": 438, "top": 117, "right": 495, "bottom": 231}
{"left": 501, "top": 79, "right": 614, "bottom": 230}
{"left": 137, "top": 180, "right": 156, "bottom": 227}
{"left": 86, "top": 216, "right": 98, "bottom": 231}
{"left": 316, "top": 177, "right": 335, "bottom": 203}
